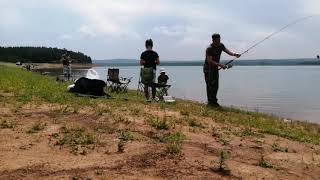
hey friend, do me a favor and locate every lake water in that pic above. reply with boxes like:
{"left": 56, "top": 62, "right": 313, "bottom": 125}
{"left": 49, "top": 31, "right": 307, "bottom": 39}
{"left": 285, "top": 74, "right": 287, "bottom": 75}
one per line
{"left": 91, "top": 65, "right": 320, "bottom": 123}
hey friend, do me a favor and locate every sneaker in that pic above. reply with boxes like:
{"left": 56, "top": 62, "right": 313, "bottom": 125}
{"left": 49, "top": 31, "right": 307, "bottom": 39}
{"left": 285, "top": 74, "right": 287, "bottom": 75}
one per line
{"left": 207, "top": 102, "right": 220, "bottom": 108}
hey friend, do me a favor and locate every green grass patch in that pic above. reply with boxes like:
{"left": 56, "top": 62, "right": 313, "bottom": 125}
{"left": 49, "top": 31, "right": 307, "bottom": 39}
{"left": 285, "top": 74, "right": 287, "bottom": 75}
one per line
{"left": 27, "top": 121, "right": 47, "bottom": 133}
{"left": 147, "top": 118, "right": 169, "bottom": 130}
{"left": 117, "top": 129, "right": 134, "bottom": 142}
{"left": 156, "top": 132, "right": 185, "bottom": 154}
{"left": 96, "top": 107, "right": 112, "bottom": 115}
{"left": 55, "top": 126, "right": 95, "bottom": 146}
{"left": 54, "top": 126, "right": 95, "bottom": 155}
{"left": 169, "top": 101, "right": 320, "bottom": 145}
{"left": 0, "top": 119, "right": 16, "bottom": 129}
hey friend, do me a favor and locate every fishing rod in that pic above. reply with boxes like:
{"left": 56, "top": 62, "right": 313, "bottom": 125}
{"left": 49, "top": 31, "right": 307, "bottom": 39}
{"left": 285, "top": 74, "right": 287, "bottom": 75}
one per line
{"left": 219, "top": 15, "right": 315, "bottom": 70}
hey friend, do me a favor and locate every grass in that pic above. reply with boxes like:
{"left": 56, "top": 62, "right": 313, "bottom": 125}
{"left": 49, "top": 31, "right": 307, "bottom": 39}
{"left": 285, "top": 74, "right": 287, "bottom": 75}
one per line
{"left": 147, "top": 118, "right": 169, "bottom": 130}
{"left": 117, "top": 129, "right": 134, "bottom": 142}
{"left": 54, "top": 126, "right": 95, "bottom": 155}
{"left": 259, "top": 159, "right": 274, "bottom": 169}
{"left": 188, "top": 118, "right": 204, "bottom": 129}
{"left": 239, "top": 128, "right": 256, "bottom": 137}
{"left": 156, "top": 132, "right": 185, "bottom": 154}
{"left": 211, "top": 150, "right": 230, "bottom": 173}
{"left": 96, "top": 107, "right": 112, "bottom": 115}
{"left": 1, "top": 63, "right": 320, "bottom": 145}
{"left": 0, "top": 119, "right": 16, "bottom": 129}
{"left": 56, "top": 126, "right": 95, "bottom": 146}
{"left": 27, "top": 121, "right": 47, "bottom": 133}
{"left": 272, "top": 143, "right": 288, "bottom": 152}
{"left": 169, "top": 100, "right": 320, "bottom": 145}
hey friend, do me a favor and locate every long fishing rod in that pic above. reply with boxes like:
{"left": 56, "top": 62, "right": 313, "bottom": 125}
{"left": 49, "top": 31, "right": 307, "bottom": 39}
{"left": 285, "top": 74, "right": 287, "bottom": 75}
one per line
{"left": 219, "top": 15, "right": 315, "bottom": 70}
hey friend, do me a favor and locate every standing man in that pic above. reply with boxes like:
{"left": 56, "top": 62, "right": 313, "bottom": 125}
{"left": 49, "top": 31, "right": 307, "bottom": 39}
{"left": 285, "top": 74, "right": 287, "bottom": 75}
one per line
{"left": 140, "top": 39, "right": 160, "bottom": 101}
{"left": 317, "top": 55, "right": 319, "bottom": 60}
{"left": 204, "top": 33, "right": 241, "bottom": 107}
{"left": 61, "top": 53, "right": 73, "bottom": 80}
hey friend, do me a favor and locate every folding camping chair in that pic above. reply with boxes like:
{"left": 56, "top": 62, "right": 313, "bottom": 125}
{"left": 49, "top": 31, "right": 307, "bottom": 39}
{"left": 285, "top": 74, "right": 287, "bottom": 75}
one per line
{"left": 107, "top": 68, "right": 132, "bottom": 93}
{"left": 137, "top": 67, "right": 171, "bottom": 101}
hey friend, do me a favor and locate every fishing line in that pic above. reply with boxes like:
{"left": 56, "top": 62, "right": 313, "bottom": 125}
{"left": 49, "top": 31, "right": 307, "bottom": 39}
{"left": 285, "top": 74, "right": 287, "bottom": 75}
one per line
{"left": 219, "top": 15, "right": 316, "bottom": 70}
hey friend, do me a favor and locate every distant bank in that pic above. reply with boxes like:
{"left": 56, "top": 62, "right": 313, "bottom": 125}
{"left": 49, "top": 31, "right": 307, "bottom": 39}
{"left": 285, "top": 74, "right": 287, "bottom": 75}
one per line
{"left": 0, "top": 47, "right": 92, "bottom": 64}
{"left": 93, "top": 58, "right": 320, "bottom": 66}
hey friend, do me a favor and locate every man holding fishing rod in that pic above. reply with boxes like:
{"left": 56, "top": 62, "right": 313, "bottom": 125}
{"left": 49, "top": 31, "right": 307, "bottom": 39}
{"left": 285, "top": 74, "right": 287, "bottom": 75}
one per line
{"left": 204, "top": 33, "right": 241, "bottom": 107}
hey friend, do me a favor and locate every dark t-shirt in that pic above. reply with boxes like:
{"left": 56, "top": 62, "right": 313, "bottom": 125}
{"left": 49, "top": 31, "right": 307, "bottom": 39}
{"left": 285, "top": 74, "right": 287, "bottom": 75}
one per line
{"left": 62, "top": 58, "right": 70, "bottom": 66}
{"left": 140, "top": 50, "right": 159, "bottom": 70}
{"left": 205, "top": 43, "right": 226, "bottom": 64}
{"left": 158, "top": 74, "right": 169, "bottom": 84}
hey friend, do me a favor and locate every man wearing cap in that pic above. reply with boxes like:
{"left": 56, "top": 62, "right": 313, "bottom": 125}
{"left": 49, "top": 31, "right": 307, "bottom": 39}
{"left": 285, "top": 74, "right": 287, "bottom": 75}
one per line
{"left": 158, "top": 68, "right": 169, "bottom": 85}
{"left": 140, "top": 39, "right": 160, "bottom": 101}
{"left": 204, "top": 33, "right": 241, "bottom": 107}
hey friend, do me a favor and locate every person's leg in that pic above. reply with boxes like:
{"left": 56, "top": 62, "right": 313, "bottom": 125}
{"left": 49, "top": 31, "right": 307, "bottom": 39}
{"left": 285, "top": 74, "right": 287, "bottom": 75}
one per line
{"left": 144, "top": 85, "right": 150, "bottom": 100}
{"left": 204, "top": 70, "right": 219, "bottom": 105}
{"left": 63, "top": 65, "right": 68, "bottom": 79}
{"left": 211, "top": 71, "right": 219, "bottom": 105}
{"left": 67, "top": 66, "right": 71, "bottom": 80}
{"left": 151, "top": 70, "right": 156, "bottom": 99}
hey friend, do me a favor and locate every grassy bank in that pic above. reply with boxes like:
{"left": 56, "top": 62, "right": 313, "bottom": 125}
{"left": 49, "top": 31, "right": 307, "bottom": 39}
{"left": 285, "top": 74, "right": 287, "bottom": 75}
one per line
{"left": 1, "top": 63, "right": 319, "bottom": 145}
{"left": 1, "top": 63, "right": 320, "bottom": 179}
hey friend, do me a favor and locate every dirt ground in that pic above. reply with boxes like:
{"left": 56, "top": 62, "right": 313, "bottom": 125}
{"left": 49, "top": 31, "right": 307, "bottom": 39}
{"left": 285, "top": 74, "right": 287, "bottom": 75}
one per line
{"left": 0, "top": 102, "right": 320, "bottom": 180}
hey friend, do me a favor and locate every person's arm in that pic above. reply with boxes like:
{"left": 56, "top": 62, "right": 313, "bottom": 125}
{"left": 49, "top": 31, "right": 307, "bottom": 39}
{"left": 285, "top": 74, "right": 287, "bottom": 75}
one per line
{"left": 223, "top": 48, "right": 241, "bottom": 58}
{"left": 155, "top": 58, "right": 160, "bottom": 65}
{"left": 140, "top": 53, "right": 145, "bottom": 65}
{"left": 207, "top": 55, "right": 227, "bottom": 69}
{"left": 140, "top": 59, "right": 145, "bottom": 65}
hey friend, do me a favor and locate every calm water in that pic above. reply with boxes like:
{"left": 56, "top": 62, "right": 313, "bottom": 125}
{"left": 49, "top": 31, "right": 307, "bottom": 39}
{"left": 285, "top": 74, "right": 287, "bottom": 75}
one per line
{"left": 92, "top": 66, "right": 320, "bottom": 123}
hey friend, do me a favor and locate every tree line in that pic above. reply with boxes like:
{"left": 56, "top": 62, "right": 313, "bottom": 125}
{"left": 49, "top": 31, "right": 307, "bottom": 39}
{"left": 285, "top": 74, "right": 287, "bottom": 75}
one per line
{"left": 0, "top": 47, "right": 92, "bottom": 64}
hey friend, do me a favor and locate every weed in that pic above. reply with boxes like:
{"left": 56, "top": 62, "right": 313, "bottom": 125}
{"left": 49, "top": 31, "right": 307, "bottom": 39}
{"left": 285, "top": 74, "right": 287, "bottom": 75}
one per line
{"left": 218, "top": 137, "right": 230, "bottom": 146}
{"left": 157, "top": 132, "right": 185, "bottom": 155}
{"left": 272, "top": 143, "right": 288, "bottom": 152}
{"left": 240, "top": 128, "right": 256, "bottom": 137}
{"left": 131, "top": 107, "right": 142, "bottom": 116}
{"left": 0, "top": 119, "right": 15, "bottom": 129}
{"left": 56, "top": 127, "right": 95, "bottom": 146}
{"left": 200, "top": 107, "right": 210, "bottom": 117}
{"left": 259, "top": 156, "right": 274, "bottom": 168}
{"left": 96, "top": 108, "right": 111, "bottom": 115}
{"left": 117, "top": 129, "right": 134, "bottom": 142}
{"left": 55, "top": 126, "right": 95, "bottom": 155}
{"left": 211, "top": 127, "right": 221, "bottom": 138}
{"left": 180, "top": 110, "right": 189, "bottom": 116}
{"left": 114, "top": 115, "right": 131, "bottom": 124}
{"left": 27, "top": 121, "right": 47, "bottom": 133}
{"left": 211, "top": 150, "right": 230, "bottom": 172}
{"left": 147, "top": 118, "right": 169, "bottom": 130}
{"left": 188, "top": 118, "right": 203, "bottom": 128}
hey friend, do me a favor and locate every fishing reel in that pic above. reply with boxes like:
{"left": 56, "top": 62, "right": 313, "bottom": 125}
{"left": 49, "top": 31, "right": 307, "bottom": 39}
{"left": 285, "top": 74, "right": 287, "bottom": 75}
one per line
{"left": 226, "top": 64, "right": 233, "bottom": 69}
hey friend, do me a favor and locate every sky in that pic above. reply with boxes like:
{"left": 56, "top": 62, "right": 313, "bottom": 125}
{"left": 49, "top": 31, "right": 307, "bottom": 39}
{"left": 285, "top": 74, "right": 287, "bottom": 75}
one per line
{"left": 1, "top": 0, "right": 320, "bottom": 60}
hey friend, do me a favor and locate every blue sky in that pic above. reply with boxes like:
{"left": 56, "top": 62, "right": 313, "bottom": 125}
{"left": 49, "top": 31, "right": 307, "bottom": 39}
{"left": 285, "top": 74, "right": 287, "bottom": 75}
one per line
{"left": 1, "top": 0, "right": 319, "bottom": 60}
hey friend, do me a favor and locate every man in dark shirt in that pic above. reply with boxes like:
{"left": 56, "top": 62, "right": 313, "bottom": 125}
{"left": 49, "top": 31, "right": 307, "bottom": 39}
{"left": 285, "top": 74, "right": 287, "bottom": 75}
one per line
{"left": 61, "top": 53, "right": 73, "bottom": 80}
{"left": 317, "top": 55, "right": 319, "bottom": 60}
{"left": 140, "top": 39, "right": 160, "bottom": 100}
{"left": 204, "top": 33, "right": 241, "bottom": 107}
{"left": 158, "top": 68, "right": 169, "bottom": 85}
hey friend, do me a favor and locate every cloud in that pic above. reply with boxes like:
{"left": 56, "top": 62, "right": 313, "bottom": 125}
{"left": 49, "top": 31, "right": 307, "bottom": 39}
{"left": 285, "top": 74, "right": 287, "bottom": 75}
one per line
{"left": 78, "top": 25, "right": 96, "bottom": 38}
{"left": 1, "top": 0, "right": 320, "bottom": 59}
{"left": 58, "top": 34, "right": 73, "bottom": 40}
{"left": 153, "top": 25, "right": 187, "bottom": 37}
